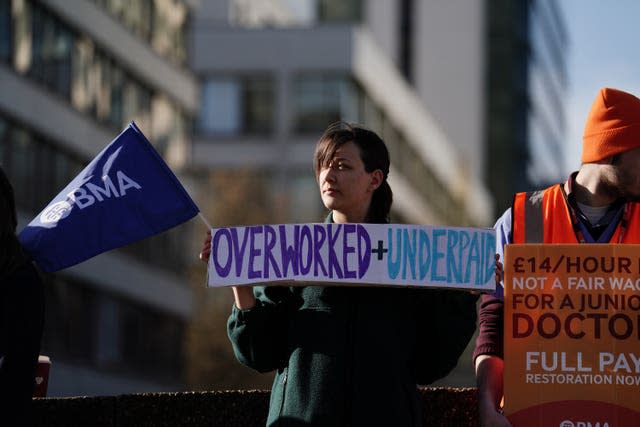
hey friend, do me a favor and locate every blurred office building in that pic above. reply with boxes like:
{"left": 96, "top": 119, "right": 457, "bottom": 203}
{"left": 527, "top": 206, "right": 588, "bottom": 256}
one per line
{"left": 0, "top": 0, "right": 197, "bottom": 395}
{"left": 189, "top": 0, "right": 567, "bottom": 386}
{"left": 0, "top": 0, "right": 566, "bottom": 395}
{"left": 486, "top": 0, "right": 568, "bottom": 213}
{"left": 191, "top": 0, "right": 566, "bottom": 224}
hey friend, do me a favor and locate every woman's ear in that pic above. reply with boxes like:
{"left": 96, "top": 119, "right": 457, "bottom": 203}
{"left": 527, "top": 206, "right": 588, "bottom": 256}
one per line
{"left": 369, "top": 169, "right": 383, "bottom": 191}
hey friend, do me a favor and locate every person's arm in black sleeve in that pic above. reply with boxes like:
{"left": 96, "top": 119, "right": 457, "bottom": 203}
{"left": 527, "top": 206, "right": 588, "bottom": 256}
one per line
{"left": 415, "top": 289, "right": 478, "bottom": 385}
{"left": 227, "top": 286, "right": 296, "bottom": 373}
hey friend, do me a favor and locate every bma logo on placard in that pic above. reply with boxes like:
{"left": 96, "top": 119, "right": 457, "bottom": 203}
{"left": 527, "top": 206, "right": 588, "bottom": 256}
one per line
{"left": 560, "top": 420, "right": 610, "bottom": 427}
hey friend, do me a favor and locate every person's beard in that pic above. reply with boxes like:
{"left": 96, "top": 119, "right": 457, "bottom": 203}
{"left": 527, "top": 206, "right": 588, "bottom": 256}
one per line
{"left": 614, "top": 168, "right": 640, "bottom": 202}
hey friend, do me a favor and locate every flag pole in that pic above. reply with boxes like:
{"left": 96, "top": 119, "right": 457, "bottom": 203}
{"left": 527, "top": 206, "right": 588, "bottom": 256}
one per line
{"left": 198, "top": 212, "right": 213, "bottom": 230}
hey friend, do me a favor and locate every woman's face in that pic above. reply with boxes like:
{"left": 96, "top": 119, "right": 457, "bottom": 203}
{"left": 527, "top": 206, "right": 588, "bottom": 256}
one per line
{"left": 318, "top": 141, "right": 381, "bottom": 223}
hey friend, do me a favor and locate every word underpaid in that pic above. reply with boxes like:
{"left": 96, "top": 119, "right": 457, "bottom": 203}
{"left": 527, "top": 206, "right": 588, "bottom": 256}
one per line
{"left": 207, "top": 223, "right": 495, "bottom": 290}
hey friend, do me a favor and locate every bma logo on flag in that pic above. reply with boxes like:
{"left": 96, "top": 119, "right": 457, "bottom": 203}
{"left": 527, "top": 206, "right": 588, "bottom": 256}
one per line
{"left": 40, "top": 170, "right": 142, "bottom": 225}
{"left": 40, "top": 201, "right": 72, "bottom": 224}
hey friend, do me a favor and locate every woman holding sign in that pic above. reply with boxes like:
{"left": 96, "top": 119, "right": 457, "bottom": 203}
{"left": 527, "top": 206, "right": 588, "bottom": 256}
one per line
{"left": 200, "top": 122, "right": 478, "bottom": 426}
{"left": 0, "top": 166, "right": 45, "bottom": 426}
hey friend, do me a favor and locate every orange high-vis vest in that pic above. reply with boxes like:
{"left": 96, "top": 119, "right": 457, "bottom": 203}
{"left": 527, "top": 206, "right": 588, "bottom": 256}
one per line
{"left": 512, "top": 184, "right": 640, "bottom": 243}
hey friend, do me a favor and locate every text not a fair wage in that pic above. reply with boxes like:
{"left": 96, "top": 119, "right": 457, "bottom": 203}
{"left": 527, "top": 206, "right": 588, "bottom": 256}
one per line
{"left": 513, "top": 276, "right": 640, "bottom": 291}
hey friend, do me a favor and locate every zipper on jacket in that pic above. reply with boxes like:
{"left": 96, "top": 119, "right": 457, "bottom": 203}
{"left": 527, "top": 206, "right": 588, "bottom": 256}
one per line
{"left": 278, "top": 367, "right": 288, "bottom": 416}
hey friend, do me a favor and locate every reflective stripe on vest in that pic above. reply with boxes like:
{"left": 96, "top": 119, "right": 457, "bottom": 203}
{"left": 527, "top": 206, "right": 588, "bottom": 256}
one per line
{"left": 523, "top": 190, "right": 544, "bottom": 243}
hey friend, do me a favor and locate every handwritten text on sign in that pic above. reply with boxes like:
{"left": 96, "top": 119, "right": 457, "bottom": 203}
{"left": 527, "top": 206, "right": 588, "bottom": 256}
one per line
{"left": 206, "top": 223, "right": 495, "bottom": 290}
{"left": 504, "top": 244, "right": 640, "bottom": 427}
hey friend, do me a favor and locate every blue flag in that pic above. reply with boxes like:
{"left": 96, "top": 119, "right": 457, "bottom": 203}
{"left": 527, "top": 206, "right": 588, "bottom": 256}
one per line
{"left": 19, "top": 122, "right": 199, "bottom": 272}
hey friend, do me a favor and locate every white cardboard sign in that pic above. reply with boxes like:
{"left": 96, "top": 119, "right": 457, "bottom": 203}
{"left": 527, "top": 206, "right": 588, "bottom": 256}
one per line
{"left": 207, "top": 223, "right": 496, "bottom": 290}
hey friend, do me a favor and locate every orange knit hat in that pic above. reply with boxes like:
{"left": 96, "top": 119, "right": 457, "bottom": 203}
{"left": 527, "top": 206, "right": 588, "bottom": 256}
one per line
{"left": 582, "top": 87, "right": 640, "bottom": 163}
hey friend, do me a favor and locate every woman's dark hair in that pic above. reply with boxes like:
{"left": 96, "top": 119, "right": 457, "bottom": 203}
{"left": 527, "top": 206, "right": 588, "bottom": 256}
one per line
{"left": 0, "top": 165, "right": 26, "bottom": 276}
{"left": 314, "top": 121, "right": 393, "bottom": 223}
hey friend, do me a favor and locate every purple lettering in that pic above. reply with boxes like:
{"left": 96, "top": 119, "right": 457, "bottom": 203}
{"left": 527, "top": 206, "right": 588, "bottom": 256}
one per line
{"left": 357, "top": 225, "right": 371, "bottom": 278}
{"left": 313, "top": 225, "right": 328, "bottom": 277}
{"left": 327, "top": 224, "right": 344, "bottom": 279}
{"left": 211, "top": 229, "right": 232, "bottom": 277}
{"left": 231, "top": 227, "right": 251, "bottom": 276}
{"left": 342, "top": 224, "right": 356, "bottom": 279}
{"left": 279, "top": 225, "right": 299, "bottom": 276}
{"left": 299, "top": 225, "right": 312, "bottom": 275}
{"left": 263, "top": 225, "right": 281, "bottom": 279}
{"left": 248, "top": 226, "right": 263, "bottom": 279}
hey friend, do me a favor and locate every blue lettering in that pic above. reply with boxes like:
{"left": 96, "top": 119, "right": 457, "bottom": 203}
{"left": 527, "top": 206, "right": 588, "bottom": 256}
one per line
{"left": 431, "top": 229, "right": 447, "bottom": 282}
{"left": 419, "top": 230, "right": 431, "bottom": 279}
{"left": 446, "top": 230, "right": 462, "bottom": 283}
{"left": 465, "top": 232, "right": 480, "bottom": 283}
{"left": 387, "top": 228, "right": 401, "bottom": 279}
{"left": 402, "top": 228, "right": 417, "bottom": 280}
{"left": 484, "top": 232, "right": 496, "bottom": 284}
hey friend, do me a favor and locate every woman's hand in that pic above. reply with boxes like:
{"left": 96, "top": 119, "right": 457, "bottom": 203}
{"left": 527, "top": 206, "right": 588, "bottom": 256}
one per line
{"left": 199, "top": 230, "right": 212, "bottom": 263}
{"left": 198, "top": 230, "right": 256, "bottom": 309}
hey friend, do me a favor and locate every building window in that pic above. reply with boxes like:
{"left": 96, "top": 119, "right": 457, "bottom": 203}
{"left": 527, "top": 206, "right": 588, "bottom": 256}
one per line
{"left": 30, "top": 3, "right": 73, "bottom": 98}
{"left": 199, "top": 76, "right": 275, "bottom": 136}
{"left": 293, "top": 74, "right": 358, "bottom": 133}
{"left": 12, "top": 0, "right": 31, "bottom": 73}
{"left": 317, "top": 0, "right": 362, "bottom": 22}
{"left": 0, "top": 116, "right": 8, "bottom": 166}
{"left": 91, "top": 0, "right": 187, "bottom": 65}
{"left": 0, "top": 0, "right": 10, "bottom": 63}
{"left": 8, "top": 127, "right": 37, "bottom": 210}
{"left": 71, "top": 36, "right": 97, "bottom": 114}
{"left": 151, "top": 0, "right": 188, "bottom": 65}
{"left": 42, "top": 275, "right": 185, "bottom": 381}
{"left": 289, "top": 173, "right": 324, "bottom": 222}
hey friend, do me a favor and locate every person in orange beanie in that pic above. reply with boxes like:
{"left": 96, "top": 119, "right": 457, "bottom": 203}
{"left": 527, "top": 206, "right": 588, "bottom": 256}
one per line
{"left": 473, "top": 87, "right": 640, "bottom": 427}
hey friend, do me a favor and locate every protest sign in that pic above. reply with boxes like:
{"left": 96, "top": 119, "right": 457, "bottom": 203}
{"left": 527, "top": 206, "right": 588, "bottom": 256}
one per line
{"left": 504, "top": 244, "right": 640, "bottom": 427}
{"left": 207, "top": 223, "right": 495, "bottom": 290}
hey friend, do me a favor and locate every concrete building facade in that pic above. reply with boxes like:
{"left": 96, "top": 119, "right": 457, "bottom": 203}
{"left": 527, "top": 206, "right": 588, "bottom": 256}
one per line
{"left": 1, "top": 0, "right": 197, "bottom": 395}
{"left": 190, "top": 0, "right": 494, "bottom": 228}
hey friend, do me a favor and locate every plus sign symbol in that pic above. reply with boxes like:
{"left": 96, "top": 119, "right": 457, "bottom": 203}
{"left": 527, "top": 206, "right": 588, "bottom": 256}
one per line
{"left": 371, "top": 240, "right": 388, "bottom": 261}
